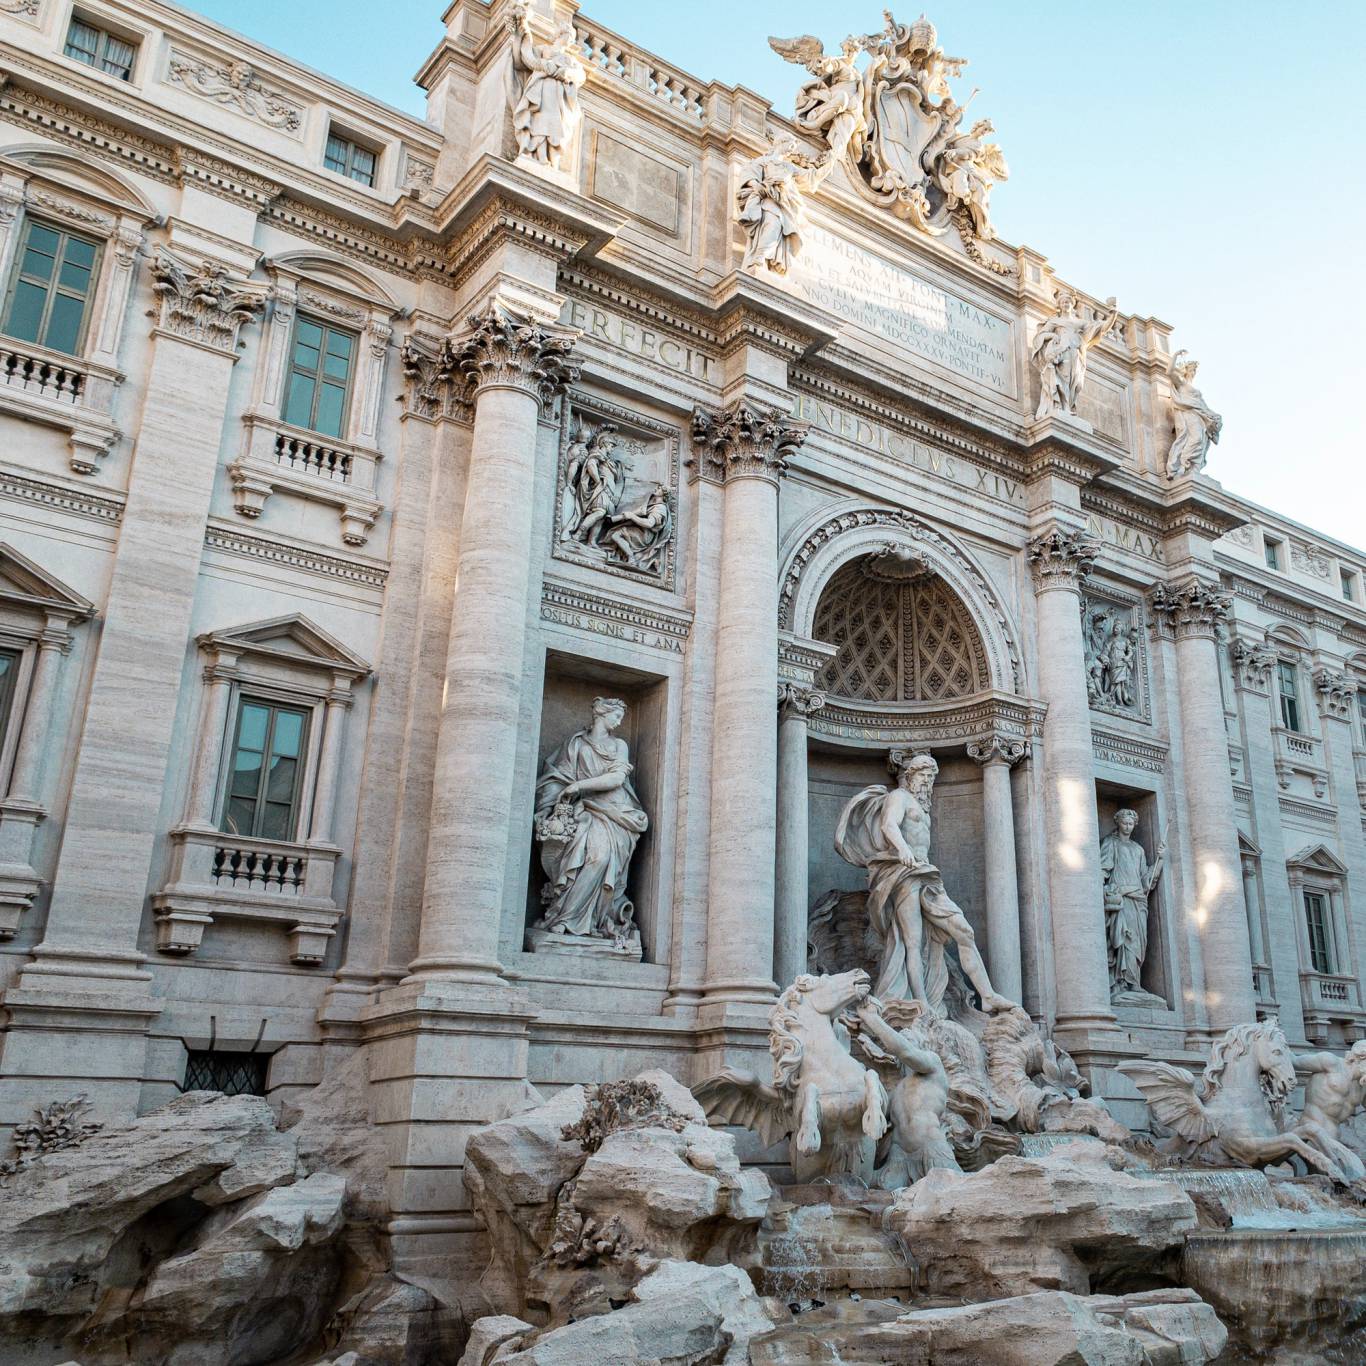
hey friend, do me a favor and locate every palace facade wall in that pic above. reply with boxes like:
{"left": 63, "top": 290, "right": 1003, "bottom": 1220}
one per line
{"left": 0, "top": 0, "right": 1362, "bottom": 1283}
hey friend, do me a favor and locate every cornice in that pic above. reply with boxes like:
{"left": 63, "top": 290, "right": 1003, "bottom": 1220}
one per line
{"left": 559, "top": 266, "right": 717, "bottom": 348}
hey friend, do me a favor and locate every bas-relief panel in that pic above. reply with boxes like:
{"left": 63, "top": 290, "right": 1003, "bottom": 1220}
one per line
{"left": 1081, "top": 587, "right": 1151, "bottom": 724}
{"left": 1084, "top": 512, "right": 1164, "bottom": 564}
{"left": 792, "top": 223, "right": 1015, "bottom": 397}
{"left": 586, "top": 128, "right": 688, "bottom": 239}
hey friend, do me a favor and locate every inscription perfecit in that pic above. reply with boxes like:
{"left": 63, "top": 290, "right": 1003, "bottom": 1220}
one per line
{"left": 565, "top": 300, "right": 714, "bottom": 382}
{"left": 794, "top": 223, "right": 1014, "bottom": 395}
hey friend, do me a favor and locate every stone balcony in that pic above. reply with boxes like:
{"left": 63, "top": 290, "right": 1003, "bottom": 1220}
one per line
{"left": 228, "top": 414, "right": 382, "bottom": 547}
{"left": 1299, "top": 970, "right": 1364, "bottom": 1041}
{"left": 0, "top": 337, "right": 121, "bottom": 473}
{"left": 151, "top": 825, "right": 343, "bottom": 965}
{"left": 1271, "top": 725, "right": 1328, "bottom": 796}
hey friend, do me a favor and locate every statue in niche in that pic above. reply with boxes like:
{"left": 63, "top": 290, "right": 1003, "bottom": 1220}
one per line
{"left": 531, "top": 698, "right": 648, "bottom": 957}
{"left": 1030, "top": 289, "right": 1119, "bottom": 420}
{"left": 1099, "top": 809, "right": 1166, "bottom": 1005}
{"left": 508, "top": 0, "right": 586, "bottom": 174}
{"left": 1165, "top": 350, "right": 1222, "bottom": 480}
{"left": 1082, "top": 602, "right": 1141, "bottom": 711}
{"left": 835, "top": 751, "right": 1013, "bottom": 1016}
{"left": 561, "top": 421, "right": 626, "bottom": 549}
{"left": 1297, "top": 1042, "right": 1366, "bottom": 1183}
{"left": 737, "top": 134, "right": 826, "bottom": 276}
{"left": 605, "top": 484, "right": 673, "bottom": 574}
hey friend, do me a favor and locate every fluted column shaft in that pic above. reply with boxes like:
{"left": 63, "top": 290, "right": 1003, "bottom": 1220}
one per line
{"left": 1027, "top": 528, "right": 1115, "bottom": 1033}
{"left": 969, "top": 736, "right": 1026, "bottom": 1005}
{"left": 1153, "top": 579, "right": 1256, "bottom": 1028}
{"left": 694, "top": 403, "right": 806, "bottom": 1007}
{"left": 775, "top": 684, "right": 824, "bottom": 992}
{"left": 410, "top": 307, "right": 577, "bottom": 985}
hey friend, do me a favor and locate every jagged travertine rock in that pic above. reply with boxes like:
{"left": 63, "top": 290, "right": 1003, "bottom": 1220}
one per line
{"left": 493, "top": 1260, "right": 777, "bottom": 1366}
{"left": 466, "top": 1070, "right": 770, "bottom": 1323}
{"left": 457, "top": 1314, "right": 535, "bottom": 1366}
{"left": 749, "top": 1288, "right": 1226, "bottom": 1364}
{"left": 883, "top": 1141, "right": 1196, "bottom": 1298}
{"left": 320, "top": 1276, "right": 468, "bottom": 1365}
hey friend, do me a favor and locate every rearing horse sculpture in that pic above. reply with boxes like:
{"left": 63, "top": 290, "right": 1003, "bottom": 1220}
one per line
{"left": 693, "top": 969, "right": 889, "bottom": 1182}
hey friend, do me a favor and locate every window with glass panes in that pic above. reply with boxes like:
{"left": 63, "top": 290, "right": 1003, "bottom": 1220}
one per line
{"left": 281, "top": 316, "right": 356, "bottom": 439}
{"left": 221, "top": 699, "right": 309, "bottom": 841}
{"left": 1304, "top": 890, "right": 1333, "bottom": 974}
{"left": 323, "top": 132, "right": 376, "bottom": 188}
{"left": 1277, "top": 660, "right": 1301, "bottom": 732}
{"left": 0, "top": 648, "right": 21, "bottom": 756}
{"left": 63, "top": 17, "right": 136, "bottom": 80}
{"left": 1, "top": 221, "right": 99, "bottom": 355}
{"left": 1358, "top": 689, "right": 1366, "bottom": 744}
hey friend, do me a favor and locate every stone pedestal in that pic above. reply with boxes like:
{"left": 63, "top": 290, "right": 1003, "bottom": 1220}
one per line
{"left": 1151, "top": 579, "right": 1256, "bottom": 1031}
{"left": 692, "top": 402, "right": 807, "bottom": 1014}
{"left": 968, "top": 735, "right": 1026, "bottom": 1005}
{"left": 775, "top": 684, "right": 823, "bottom": 992}
{"left": 1026, "top": 528, "right": 1117, "bottom": 1046}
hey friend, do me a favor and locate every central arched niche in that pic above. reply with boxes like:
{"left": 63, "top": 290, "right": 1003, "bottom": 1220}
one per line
{"left": 811, "top": 547, "right": 990, "bottom": 703}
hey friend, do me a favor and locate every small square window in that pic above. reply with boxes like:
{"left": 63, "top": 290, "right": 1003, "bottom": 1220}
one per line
{"left": 64, "top": 16, "right": 137, "bottom": 81}
{"left": 1264, "top": 537, "right": 1282, "bottom": 571}
{"left": 324, "top": 130, "right": 377, "bottom": 188}
{"left": 1342, "top": 569, "right": 1357, "bottom": 603}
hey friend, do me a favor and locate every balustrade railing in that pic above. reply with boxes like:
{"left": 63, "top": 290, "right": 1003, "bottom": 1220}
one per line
{"left": 212, "top": 842, "right": 306, "bottom": 895}
{"left": 576, "top": 20, "right": 707, "bottom": 123}
{"left": 274, "top": 430, "right": 353, "bottom": 482}
{"left": 0, "top": 342, "right": 85, "bottom": 404}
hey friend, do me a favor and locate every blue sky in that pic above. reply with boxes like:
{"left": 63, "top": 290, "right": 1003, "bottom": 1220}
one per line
{"left": 184, "top": 1, "right": 1366, "bottom": 551}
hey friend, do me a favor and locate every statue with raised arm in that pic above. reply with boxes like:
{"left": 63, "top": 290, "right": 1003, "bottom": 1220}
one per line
{"left": 508, "top": 0, "right": 586, "bottom": 173}
{"left": 835, "top": 751, "right": 1012, "bottom": 1016}
{"left": 934, "top": 116, "right": 1008, "bottom": 241}
{"left": 768, "top": 33, "right": 868, "bottom": 168}
{"left": 533, "top": 698, "right": 648, "bottom": 951}
{"left": 1100, "top": 809, "right": 1165, "bottom": 1002}
{"left": 1165, "top": 350, "right": 1222, "bottom": 480}
{"left": 1297, "top": 1042, "right": 1366, "bottom": 1183}
{"left": 737, "top": 133, "right": 825, "bottom": 276}
{"left": 1031, "top": 289, "right": 1118, "bottom": 420}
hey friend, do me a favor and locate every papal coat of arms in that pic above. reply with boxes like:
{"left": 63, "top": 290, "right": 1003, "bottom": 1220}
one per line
{"left": 770, "top": 12, "right": 1008, "bottom": 258}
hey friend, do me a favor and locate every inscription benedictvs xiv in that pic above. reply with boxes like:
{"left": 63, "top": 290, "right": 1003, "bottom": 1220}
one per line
{"left": 795, "top": 224, "right": 1014, "bottom": 395}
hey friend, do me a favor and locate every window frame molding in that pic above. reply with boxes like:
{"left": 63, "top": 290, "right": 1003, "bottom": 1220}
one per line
{"left": 321, "top": 123, "right": 382, "bottom": 192}
{"left": 1286, "top": 843, "right": 1361, "bottom": 1029}
{"left": 229, "top": 254, "right": 397, "bottom": 548}
{"left": 58, "top": 5, "right": 148, "bottom": 88}
{"left": 0, "top": 216, "right": 104, "bottom": 356}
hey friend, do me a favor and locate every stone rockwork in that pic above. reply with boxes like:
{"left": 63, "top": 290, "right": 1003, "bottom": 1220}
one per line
{"left": 465, "top": 1070, "right": 771, "bottom": 1324}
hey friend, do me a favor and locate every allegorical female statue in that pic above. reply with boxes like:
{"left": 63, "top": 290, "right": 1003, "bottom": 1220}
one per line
{"left": 736, "top": 134, "right": 824, "bottom": 276}
{"left": 508, "top": 0, "right": 586, "bottom": 173}
{"left": 533, "top": 698, "right": 648, "bottom": 951}
{"left": 1099, "top": 808, "right": 1165, "bottom": 1001}
{"left": 1165, "top": 350, "right": 1222, "bottom": 480}
{"left": 1030, "top": 289, "right": 1118, "bottom": 420}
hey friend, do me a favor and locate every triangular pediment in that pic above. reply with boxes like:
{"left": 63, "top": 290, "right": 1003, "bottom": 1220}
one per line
{"left": 199, "top": 613, "right": 371, "bottom": 676}
{"left": 1238, "top": 830, "right": 1262, "bottom": 858}
{"left": 0, "top": 543, "right": 94, "bottom": 618}
{"left": 1287, "top": 843, "right": 1349, "bottom": 877}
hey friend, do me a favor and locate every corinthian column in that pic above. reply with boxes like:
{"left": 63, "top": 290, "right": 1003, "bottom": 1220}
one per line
{"left": 692, "top": 402, "right": 807, "bottom": 1011}
{"left": 1151, "top": 578, "right": 1256, "bottom": 1029}
{"left": 967, "top": 734, "right": 1027, "bottom": 1005}
{"left": 408, "top": 305, "right": 577, "bottom": 987}
{"left": 1026, "top": 526, "right": 1116, "bottom": 1039}
{"left": 775, "top": 683, "right": 824, "bottom": 992}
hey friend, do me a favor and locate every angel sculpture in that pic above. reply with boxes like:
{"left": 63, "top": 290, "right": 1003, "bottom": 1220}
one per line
{"left": 1165, "top": 350, "right": 1222, "bottom": 480}
{"left": 693, "top": 969, "right": 889, "bottom": 1183}
{"left": 1119, "top": 1019, "right": 1359, "bottom": 1187}
{"left": 768, "top": 33, "right": 868, "bottom": 169}
{"left": 934, "top": 117, "right": 1008, "bottom": 242}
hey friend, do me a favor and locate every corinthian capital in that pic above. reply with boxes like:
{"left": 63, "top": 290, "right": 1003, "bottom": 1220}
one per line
{"left": 1148, "top": 577, "right": 1231, "bottom": 640}
{"left": 690, "top": 401, "right": 808, "bottom": 485}
{"left": 1026, "top": 526, "right": 1100, "bottom": 591}
{"left": 151, "top": 251, "right": 266, "bottom": 352}
{"left": 777, "top": 683, "right": 826, "bottom": 720}
{"left": 450, "top": 303, "right": 578, "bottom": 407}
{"left": 1313, "top": 667, "right": 1354, "bottom": 721}
{"left": 967, "top": 734, "right": 1028, "bottom": 767}
{"left": 1229, "top": 637, "right": 1276, "bottom": 693}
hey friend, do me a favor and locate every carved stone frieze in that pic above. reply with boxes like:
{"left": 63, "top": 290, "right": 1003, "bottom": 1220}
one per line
{"left": 1313, "top": 667, "right": 1354, "bottom": 721}
{"left": 27, "top": 190, "right": 112, "bottom": 231}
{"left": 1148, "top": 578, "right": 1231, "bottom": 640}
{"left": 540, "top": 577, "right": 691, "bottom": 656}
{"left": 1026, "top": 527, "right": 1100, "bottom": 591}
{"left": 150, "top": 252, "right": 265, "bottom": 352}
{"left": 808, "top": 692, "right": 1043, "bottom": 750}
{"left": 689, "top": 401, "right": 806, "bottom": 486}
{"left": 966, "top": 734, "right": 1027, "bottom": 766}
{"left": 1092, "top": 727, "right": 1168, "bottom": 775}
{"left": 167, "top": 53, "right": 303, "bottom": 132}
{"left": 777, "top": 683, "right": 826, "bottom": 721}
{"left": 1291, "top": 540, "right": 1332, "bottom": 581}
{"left": 451, "top": 303, "right": 579, "bottom": 408}
{"left": 0, "top": 0, "right": 39, "bottom": 15}
{"left": 1229, "top": 637, "right": 1277, "bottom": 693}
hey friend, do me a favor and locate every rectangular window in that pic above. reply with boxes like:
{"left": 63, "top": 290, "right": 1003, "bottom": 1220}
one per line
{"left": 183, "top": 1049, "right": 268, "bottom": 1097}
{"left": 63, "top": 17, "right": 136, "bottom": 80}
{"left": 323, "top": 131, "right": 377, "bottom": 188}
{"left": 0, "top": 647, "right": 20, "bottom": 756}
{"left": 281, "top": 315, "right": 356, "bottom": 439}
{"left": 1304, "top": 891, "right": 1333, "bottom": 974}
{"left": 221, "top": 698, "right": 310, "bottom": 842}
{"left": 1264, "top": 537, "right": 1282, "bottom": 571}
{"left": 1277, "top": 661, "right": 1301, "bottom": 732}
{"left": 1343, "top": 569, "right": 1358, "bottom": 603}
{"left": 1, "top": 220, "right": 100, "bottom": 356}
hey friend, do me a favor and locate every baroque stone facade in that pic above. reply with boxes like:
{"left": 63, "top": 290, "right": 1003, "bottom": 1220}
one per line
{"left": 0, "top": 0, "right": 1363, "bottom": 1313}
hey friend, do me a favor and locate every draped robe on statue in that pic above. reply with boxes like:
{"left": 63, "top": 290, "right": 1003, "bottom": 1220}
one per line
{"left": 1100, "top": 832, "right": 1153, "bottom": 996}
{"left": 835, "top": 784, "right": 964, "bottom": 1013}
{"left": 534, "top": 731, "right": 647, "bottom": 939}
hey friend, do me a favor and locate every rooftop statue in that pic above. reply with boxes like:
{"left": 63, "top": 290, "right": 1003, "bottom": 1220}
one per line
{"left": 1165, "top": 350, "right": 1222, "bottom": 480}
{"left": 769, "top": 12, "right": 1008, "bottom": 251}
{"left": 508, "top": 0, "right": 586, "bottom": 174}
{"left": 737, "top": 134, "right": 826, "bottom": 277}
{"left": 1030, "top": 289, "right": 1118, "bottom": 421}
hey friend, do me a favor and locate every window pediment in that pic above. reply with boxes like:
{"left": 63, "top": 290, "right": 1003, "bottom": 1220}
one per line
{"left": 0, "top": 542, "right": 94, "bottom": 622}
{"left": 198, "top": 613, "right": 370, "bottom": 681}
{"left": 1287, "top": 843, "right": 1349, "bottom": 878}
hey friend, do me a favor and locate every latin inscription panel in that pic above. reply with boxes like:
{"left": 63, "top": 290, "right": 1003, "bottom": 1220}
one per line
{"left": 795, "top": 223, "right": 1015, "bottom": 396}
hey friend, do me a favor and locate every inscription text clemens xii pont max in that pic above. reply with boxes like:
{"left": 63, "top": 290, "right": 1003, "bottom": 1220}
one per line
{"left": 795, "top": 224, "right": 1014, "bottom": 395}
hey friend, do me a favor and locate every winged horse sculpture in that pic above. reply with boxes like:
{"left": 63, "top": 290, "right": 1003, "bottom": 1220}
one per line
{"left": 692, "top": 969, "right": 889, "bottom": 1182}
{"left": 1119, "top": 1018, "right": 1356, "bottom": 1186}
